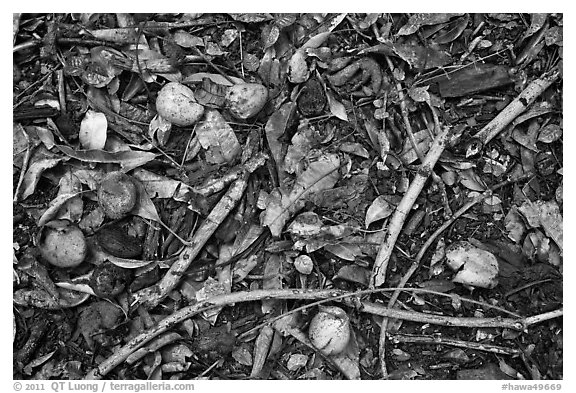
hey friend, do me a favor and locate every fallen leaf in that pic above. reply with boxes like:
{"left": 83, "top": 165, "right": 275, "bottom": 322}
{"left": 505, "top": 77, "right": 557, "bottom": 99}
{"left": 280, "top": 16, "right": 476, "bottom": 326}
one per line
{"left": 57, "top": 145, "right": 157, "bottom": 172}
{"left": 261, "top": 153, "right": 341, "bottom": 237}
{"left": 518, "top": 200, "right": 563, "bottom": 251}
{"left": 79, "top": 110, "right": 107, "bottom": 150}
{"left": 445, "top": 241, "right": 499, "bottom": 288}
{"left": 365, "top": 195, "right": 394, "bottom": 227}
{"left": 196, "top": 109, "right": 241, "bottom": 164}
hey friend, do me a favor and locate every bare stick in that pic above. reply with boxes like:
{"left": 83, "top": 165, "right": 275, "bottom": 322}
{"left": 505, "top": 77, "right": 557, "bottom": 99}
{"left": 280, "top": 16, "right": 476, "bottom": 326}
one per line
{"left": 370, "top": 125, "right": 450, "bottom": 288}
{"left": 385, "top": 56, "right": 451, "bottom": 217}
{"left": 473, "top": 67, "right": 560, "bottom": 145}
{"left": 85, "top": 287, "right": 561, "bottom": 379}
{"left": 376, "top": 171, "right": 534, "bottom": 377}
{"left": 388, "top": 333, "right": 522, "bottom": 356}
{"left": 391, "top": 170, "right": 535, "bottom": 311}
{"left": 130, "top": 157, "right": 266, "bottom": 310}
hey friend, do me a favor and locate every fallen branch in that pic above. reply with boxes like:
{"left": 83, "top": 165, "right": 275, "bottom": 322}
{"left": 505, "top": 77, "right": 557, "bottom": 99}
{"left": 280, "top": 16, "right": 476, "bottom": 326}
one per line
{"left": 85, "top": 287, "right": 561, "bottom": 379}
{"left": 130, "top": 156, "right": 266, "bottom": 310}
{"left": 473, "top": 67, "right": 560, "bottom": 145}
{"left": 391, "top": 170, "right": 535, "bottom": 309}
{"left": 388, "top": 333, "right": 522, "bottom": 356}
{"left": 370, "top": 125, "right": 450, "bottom": 288}
{"left": 376, "top": 170, "right": 534, "bottom": 377}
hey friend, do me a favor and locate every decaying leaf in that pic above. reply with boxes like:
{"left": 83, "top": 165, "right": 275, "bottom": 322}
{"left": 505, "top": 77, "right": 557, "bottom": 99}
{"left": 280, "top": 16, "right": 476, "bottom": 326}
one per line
{"left": 504, "top": 207, "right": 526, "bottom": 243}
{"left": 326, "top": 90, "right": 348, "bottom": 121}
{"left": 195, "top": 109, "right": 241, "bottom": 164}
{"left": 397, "top": 13, "right": 463, "bottom": 36}
{"left": 57, "top": 145, "right": 157, "bottom": 172}
{"left": 445, "top": 241, "right": 499, "bottom": 289}
{"left": 518, "top": 200, "right": 563, "bottom": 252}
{"left": 261, "top": 153, "right": 341, "bottom": 237}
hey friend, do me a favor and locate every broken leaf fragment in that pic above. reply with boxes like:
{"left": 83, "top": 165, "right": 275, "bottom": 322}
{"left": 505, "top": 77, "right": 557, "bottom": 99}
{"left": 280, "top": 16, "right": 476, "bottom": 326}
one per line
{"left": 445, "top": 241, "right": 499, "bottom": 289}
{"left": 261, "top": 153, "right": 341, "bottom": 237}
{"left": 518, "top": 200, "right": 563, "bottom": 252}
{"left": 196, "top": 109, "right": 241, "bottom": 164}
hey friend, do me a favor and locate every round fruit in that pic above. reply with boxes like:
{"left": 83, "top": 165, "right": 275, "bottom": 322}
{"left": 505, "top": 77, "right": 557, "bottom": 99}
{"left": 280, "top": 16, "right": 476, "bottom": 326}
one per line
{"left": 308, "top": 306, "right": 351, "bottom": 356}
{"left": 225, "top": 83, "right": 268, "bottom": 119}
{"left": 37, "top": 220, "right": 87, "bottom": 268}
{"left": 98, "top": 171, "right": 138, "bottom": 220}
{"left": 156, "top": 82, "right": 205, "bottom": 126}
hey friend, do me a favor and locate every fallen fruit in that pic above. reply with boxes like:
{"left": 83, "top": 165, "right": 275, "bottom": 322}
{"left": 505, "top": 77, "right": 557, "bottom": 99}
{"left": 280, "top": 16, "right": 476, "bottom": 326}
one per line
{"left": 37, "top": 220, "right": 87, "bottom": 268}
{"left": 90, "top": 262, "right": 131, "bottom": 298}
{"left": 308, "top": 306, "right": 351, "bottom": 356}
{"left": 98, "top": 171, "right": 138, "bottom": 219}
{"left": 225, "top": 83, "right": 268, "bottom": 119}
{"left": 156, "top": 82, "right": 205, "bottom": 126}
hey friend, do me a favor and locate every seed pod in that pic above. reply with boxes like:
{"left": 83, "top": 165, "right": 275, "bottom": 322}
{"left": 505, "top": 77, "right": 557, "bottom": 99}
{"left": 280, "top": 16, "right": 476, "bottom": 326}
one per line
{"left": 225, "top": 83, "right": 268, "bottom": 119}
{"left": 308, "top": 306, "right": 351, "bottom": 356}
{"left": 97, "top": 171, "right": 138, "bottom": 220}
{"left": 90, "top": 262, "right": 131, "bottom": 298}
{"left": 37, "top": 220, "right": 87, "bottom": 268}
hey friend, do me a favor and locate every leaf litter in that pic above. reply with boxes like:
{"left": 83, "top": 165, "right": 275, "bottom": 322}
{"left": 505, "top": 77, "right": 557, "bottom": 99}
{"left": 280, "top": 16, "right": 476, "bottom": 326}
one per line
{"left": 13, "top": 13, "right": 562, "bottom": 381}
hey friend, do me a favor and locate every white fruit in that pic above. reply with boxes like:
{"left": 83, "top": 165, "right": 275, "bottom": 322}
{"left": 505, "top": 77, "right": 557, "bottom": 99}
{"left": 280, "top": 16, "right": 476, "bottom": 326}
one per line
{"left": 308, "top": 306, "right": 351, "bottom": 356}
{"left": 225, "top": 83, "right": 268, "bottom": 119}
{"left": 156, "top": 82, "right": 205, "bottom": 126}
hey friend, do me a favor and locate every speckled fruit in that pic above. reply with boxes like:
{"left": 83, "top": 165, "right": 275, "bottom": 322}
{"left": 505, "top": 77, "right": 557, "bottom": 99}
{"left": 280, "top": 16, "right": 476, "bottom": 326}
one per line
{"left": 308, "top": 306, "right": 351, "bottom": 356}
{"left": 156, "top": 82, "right": 205, "bottom": 126}
{"left": 225, "top": 83, "right": 268, "bottom": 119}
{"left": 98, "top": 171, "right": 138, "bottom": 220}
{"left": 37, "top": 220, "right": 87, "bottom": 268}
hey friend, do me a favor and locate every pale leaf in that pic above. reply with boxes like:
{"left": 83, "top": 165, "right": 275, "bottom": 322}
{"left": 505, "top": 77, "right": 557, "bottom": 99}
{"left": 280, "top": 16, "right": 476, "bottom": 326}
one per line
{"left": 518, "top": 200, "right": 563, "bottom": 251}
{"left": 288, "top": 49, "right": 309, "bottom": 84}
{"left": 261, "top": 153, "right": 341, "bottom": 237}
{"left": 132, "top": 168, "right": 191, "bottom": 203}
{"left": 20, "top": 157, "right": 63, "bottom": 200}
{"left": 445, "top": 241, "right": 499, "bottom": 289}
{"left": 79, "top": 110, "right": 107, "bottom": 150}
{"left": 37, "top": 192, "right": 84, "bottom": 227}
{"left": 196, "top": 109, "right": 241, "bottom": 164}
{"left": 58, "top": 145, "right": 157, "bottom": 172}
{"left": 326, "top": 90, "right": 348, "bottom": 121}
{"left": 365, "top": 195, "right": 394, "bottom": 227}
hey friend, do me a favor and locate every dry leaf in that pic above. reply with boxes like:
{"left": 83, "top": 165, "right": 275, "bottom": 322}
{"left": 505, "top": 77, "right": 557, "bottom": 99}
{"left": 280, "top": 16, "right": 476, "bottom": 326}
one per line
{"left": 261, "top": 153, "right": 341, "bottom": 237}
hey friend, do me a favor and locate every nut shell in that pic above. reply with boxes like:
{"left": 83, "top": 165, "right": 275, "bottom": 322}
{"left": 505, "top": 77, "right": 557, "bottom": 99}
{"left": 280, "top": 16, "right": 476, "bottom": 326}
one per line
{"left": 37, "top": 220, "right": 87, "bottom": 268}
{"left": 225, "top": 83, "right": 268, "bottom": 119}
{"left": 98, "top": 171, "right": 138, "bottom": 220}
{"left": 156, "top": 82, "right": 205, "bottom": 126}
{"left": 308, "top": 306, "right": 351, "bottom": 356}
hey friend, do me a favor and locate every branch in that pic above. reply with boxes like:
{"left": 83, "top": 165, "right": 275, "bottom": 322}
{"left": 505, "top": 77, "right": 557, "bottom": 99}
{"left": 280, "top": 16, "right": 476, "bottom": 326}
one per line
{"left": 85, "top": 288, "right": 561, "bottom": 379}
{"left": 473, "top": 67, "right": 560, "bottom": 145}
{"left": 370, "top": 125, "right": 450, "bottom": 288}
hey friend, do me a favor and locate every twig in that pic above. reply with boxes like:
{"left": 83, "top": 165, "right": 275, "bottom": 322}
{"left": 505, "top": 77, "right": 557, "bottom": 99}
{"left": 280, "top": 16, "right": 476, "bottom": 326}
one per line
{"left": 130, "top": 171, "right": 252, "bottom": 310}
{"left": 85, "top": 288, "right": 561, "bottom": 379}
{"left": 388, "top": 333, "right": 522, "bottom": 356}
{"left": 473, "top": 67, "right": 560, "bottom": 145}
{"left": 375, "top": 170, "right": 534, "bottom": 377}
{"left": 370, "top": 125, "right": 450, "bottom": 288}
